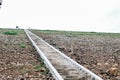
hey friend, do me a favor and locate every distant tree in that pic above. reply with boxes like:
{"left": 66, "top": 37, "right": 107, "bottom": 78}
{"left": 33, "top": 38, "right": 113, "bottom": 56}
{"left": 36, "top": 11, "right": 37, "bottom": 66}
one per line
{"left": 0, "top": 0, "right": 2, "bottom": 8}
{"left": 0, "top": 0, "right": 2, "bottom": 6}
{"left": 16, "top": 26, "right": 19, "bottom": 29}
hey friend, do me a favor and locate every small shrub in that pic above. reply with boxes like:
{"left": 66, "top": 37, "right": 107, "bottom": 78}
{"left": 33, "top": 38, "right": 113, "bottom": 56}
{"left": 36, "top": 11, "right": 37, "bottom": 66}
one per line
{"left": 34, "top": 58, "right": 49, "bottom": 75}
{"left": 43, "top": 68, "right": 49, "bottom": 75}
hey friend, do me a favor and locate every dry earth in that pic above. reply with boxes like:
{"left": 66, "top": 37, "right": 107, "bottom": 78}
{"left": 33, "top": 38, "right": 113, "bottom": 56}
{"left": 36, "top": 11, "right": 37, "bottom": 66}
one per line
{"left": 32, "top": 30, "right": 120, "bottom": 80}
{"left": 0, "top": 29, "right": 54, "bottom": 80}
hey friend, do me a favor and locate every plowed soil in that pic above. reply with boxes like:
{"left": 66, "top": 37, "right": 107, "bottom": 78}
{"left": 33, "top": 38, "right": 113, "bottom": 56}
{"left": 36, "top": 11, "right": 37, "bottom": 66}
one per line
{"left": 32, "top": 30, "right": 120, "bottom": 80}
{"left": 0, "top": 29, "right": 54, "bottom": 80}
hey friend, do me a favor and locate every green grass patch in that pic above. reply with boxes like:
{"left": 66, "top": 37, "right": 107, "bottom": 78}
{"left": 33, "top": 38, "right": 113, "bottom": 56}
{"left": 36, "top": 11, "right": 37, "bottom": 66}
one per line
{"left": 20, "top": 43, "right": 26, "bottom": 48}
{"left": 4, "top": 30, "right": 18, "bottom": 35}
{"left": 33, "top": 29, "right": 120, "bottom": 38}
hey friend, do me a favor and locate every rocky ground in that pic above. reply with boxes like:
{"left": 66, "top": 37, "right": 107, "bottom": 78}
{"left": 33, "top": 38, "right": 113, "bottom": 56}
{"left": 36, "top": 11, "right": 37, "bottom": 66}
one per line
{"left": 32, "top": 30, "right": 120, "bottom": 80}
{"left": 0, "top": 29, "right": 54, "bottom": 80}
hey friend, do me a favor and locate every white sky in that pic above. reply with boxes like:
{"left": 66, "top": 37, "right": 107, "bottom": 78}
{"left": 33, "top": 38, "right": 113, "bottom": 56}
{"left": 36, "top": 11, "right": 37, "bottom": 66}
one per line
{"left": 0, "top": 0, "right": 120, "bottom": 32}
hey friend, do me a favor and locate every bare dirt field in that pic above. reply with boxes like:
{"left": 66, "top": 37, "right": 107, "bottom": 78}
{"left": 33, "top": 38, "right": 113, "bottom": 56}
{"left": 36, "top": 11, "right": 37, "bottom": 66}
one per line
{"left": 0, "top": 29, "right": 54, "bottom": 80}
{"left": 32, "top": 30, "right": 120, "bottom": 80}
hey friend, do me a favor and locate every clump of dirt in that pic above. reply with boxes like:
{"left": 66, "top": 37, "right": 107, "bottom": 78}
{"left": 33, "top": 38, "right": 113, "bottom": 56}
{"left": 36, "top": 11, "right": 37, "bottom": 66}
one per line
{"left": 0, "top": 29, "right": 54, "bottom": 80}
{"left": 32, "top": 30, "right": 120, "bottom": 80}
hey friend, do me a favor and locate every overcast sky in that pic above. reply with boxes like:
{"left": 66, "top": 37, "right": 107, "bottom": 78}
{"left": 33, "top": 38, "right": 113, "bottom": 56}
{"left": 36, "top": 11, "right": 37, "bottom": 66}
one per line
{"left": 0, "top": 0, "right": 120, "bottom": 32}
